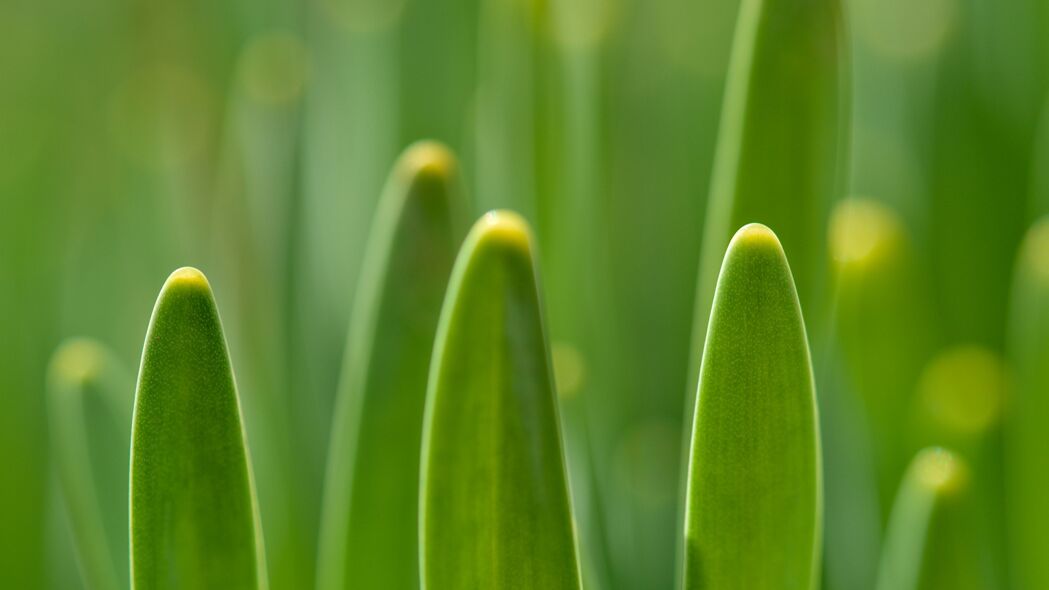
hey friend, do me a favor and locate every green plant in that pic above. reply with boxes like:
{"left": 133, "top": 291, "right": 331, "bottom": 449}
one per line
{"left": 317, "top": 142, "right": 466, "bottom": 590}
{"left": 683, "top": 224, "right": 820, "bottom": 590}
{"left": 1006, "top": 217, "right": 1049, "bottom": 589}
{"left": 875, "top": 448, "right": 987, "bottom": 590}
{"left": 47, "top": 339, "right": 133, "bottom": 590}
{"left": 130, "top": 268, "right": 265, "bottom": 589}
{"left": 34, "top": 0, "right": 1044, "bottom": 587}
{"left": 419, "top": 211, "right": 581, "bottom": 589}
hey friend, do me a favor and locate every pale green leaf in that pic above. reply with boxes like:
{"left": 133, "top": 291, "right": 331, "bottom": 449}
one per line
{"left": 317, "top": 141, "right": 466, "bottom": 590}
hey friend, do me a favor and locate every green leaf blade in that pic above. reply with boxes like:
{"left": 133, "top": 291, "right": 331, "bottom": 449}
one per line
{"left": 689, "top": 0, "right": 846, "bottom": 395}
{"left": 875, "top": 448, "right": 986, "bottom": 590}
{"left": 684, "top": 224, "right": 821, "bottom": 590}
{"left": 130, "top": 268, "right": 264, "bottom": 590}
{"left": 47, "top": 338, "right": 134, "bottom": 590}
{"left": 420, "top": 211, "right": 581, "bottom": 590}
{"left": 1006, "top": 217, "right": 1049, "bottom": 589}
{"left": 829, "top": 198, "right": 936, "bottom": 512}
{"left": 317, "top": 141, "right": 466, "bottom": 590}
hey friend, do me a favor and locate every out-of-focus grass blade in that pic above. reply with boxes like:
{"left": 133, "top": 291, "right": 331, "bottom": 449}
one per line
{"left": 817, "top": 349, "right": 882, "bottom": 590}
{"left": 1006, "top": 217, "right": 1049, "bottom": 589}
{"left": 420, "top": 211, "right": 581, "bottom": 589}
{"left": 688, "top": 0, "right": 847, "bottom": 396}
{"left": 927, "top": 2, "right": 1032, "bottom": 349}
{"left": 586, "top": 1, "right": 738, "bottom": 586}
{"left": 875, "top": 448, "right": 990, "bottom": 590}
{"left": 684, "top": 224, "right": 821, "bottom": 590}
{"left": 317, "top": 142, "right": 465, "bottom": 590}
{"left": 130, "top": 268, "right": 266, "bottom": 590}
{"left": 210, "top": 32, "right": 311, "bottom": 590}
{"left": 910, "top": 345, "right": 1007, "bottom": 589}
{"left": 295, "top": 3, "right": 403, "bottom": 534}
{"left": 47, "top": 339, "right": 133, "bottom": 590}
{"left": 825, "top": 198, "right": 936, "bottom": 589}
{"left": 829, "top": 198, "right": 936, "bottom": 510}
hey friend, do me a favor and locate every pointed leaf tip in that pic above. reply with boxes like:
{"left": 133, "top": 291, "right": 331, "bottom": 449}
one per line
{"left": 912, "top": 448, "right": 969, "bottom": 497}
{"left": 400, "top": 140, "right": 459, "bottom": 184}
{"left": 163, "top": 266, "right": 211, "bottom": 291}
{"left": 472, "top": 209, "right": 534, "bottom": 257}
{"left": 730, "top": 222, "right": 781, "bottom": 249}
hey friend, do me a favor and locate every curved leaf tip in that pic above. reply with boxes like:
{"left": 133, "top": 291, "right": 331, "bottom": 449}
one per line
{"left": 400, "top": 140, "right": 459, "bottom": 186}
{"left": 911, "top": 447, "right": 969, "bottom": 497}
{"left": 472, "top": 209, "right": 535, "bottom": 257}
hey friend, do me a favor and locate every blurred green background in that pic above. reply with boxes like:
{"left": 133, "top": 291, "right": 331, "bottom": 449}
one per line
{"left": 1, "top": 0, "right": 1045, "bottom": 588}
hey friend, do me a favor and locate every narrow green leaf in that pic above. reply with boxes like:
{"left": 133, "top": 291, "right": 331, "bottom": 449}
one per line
{"left": 829, "top": 198, "right": 936, "bottom": 512}
{"left": 130, "top": 268, "right": 265, "bottom": 590}
{"left": 296, "top": 9, "right": 403, "bottom": 546}
{"left": 687, "top": 0, "right": 846, "bottom": 398}
{"left": 910, "top": 346, "right": 1007, "bottom": 590}
{"left": 1006, "top": 217, "right": 1049, "bottom": 589}
{"left": 47, "top": 338, "right": 134, "bottom": 590}
{"left": 317, "top": 141, "right": 466, "bottom": 590}
{"left": 875, "top": 448, "right": 989, "bottom": 590}
{"left": 684, "top": 223, "right": 821, "bottom": 590}
{"left": 420, "top": 211, "right": 581, "bottom": 590}
{"left": 927, "top": 4, "right": 1032, "bottom": 349}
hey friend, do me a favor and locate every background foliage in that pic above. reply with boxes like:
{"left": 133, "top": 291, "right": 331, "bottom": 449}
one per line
{"left": 1, "top": 0, "right": 1043, "bottom": 588}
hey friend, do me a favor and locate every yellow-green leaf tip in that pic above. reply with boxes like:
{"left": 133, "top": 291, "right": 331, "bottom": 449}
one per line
{"left": 49, "top": 338, "right": 106, "bottom": 388}
{"left": 730, "top": 222, "right": 781, "bottom": 251}
{"left": 163, "top": 266, "right": 212, "bottom": 292}
{"left": 912, "top": 447, "right": 970, "bottom": 497}
{"left": 401, "top": 140, "right": 458, "bottom": 185}
{"left": 472, "top": 209, "right": 535, "bottom": 258}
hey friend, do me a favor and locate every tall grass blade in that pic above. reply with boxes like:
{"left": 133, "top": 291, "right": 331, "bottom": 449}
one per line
{"left": 829, "top": 198, "right": 936, "bottom": 511}
{"left": 47, "top": 339, "right": 134, "bottom": 590}
{"left": 317, "top": 142, "right": 466, "bottom": 590}
{"left": 875, "top": 448, "right": 989, "bottom": 590}
{"left": 1006, "top": 217, "right": 1049, "bottom": 589}
{"left": 420, "top": 211, "right": 581, "bottom": 589}
{"left": 684, "top": 224, "right": 821, "bottom": 590}
{"left": 910, "top": 345, "right": 1007, "bottom": 589}
{"left": 130, "top": 268, "right": 265, "bottom": 590}
{"left": 688, "top": 0, "right": 846, "bottom": 397}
